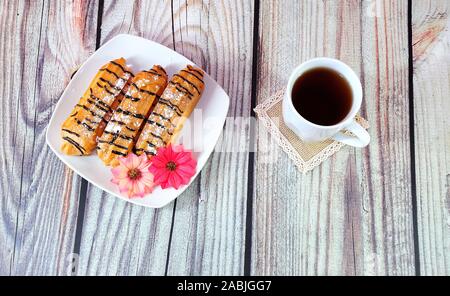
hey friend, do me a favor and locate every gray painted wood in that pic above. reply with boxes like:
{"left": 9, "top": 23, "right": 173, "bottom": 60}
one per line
{"left": 77, "top": 185, "right": 175, "bottom": 275}
{"left": 412, "top": 0, "right": 450, "bottom": 276}
{"left": 0, "top": 0, "right": 98, "bottom": 275}
{"left": 251, "top": 0, "right": 415, "bottom": 275}
{"left": 2, "top": 0, "right": 450, "bottom": 276}
{"left": 165, "top": 0, "right": 253, "bottom": 275}
{"left": 77, "top": 0, "right": 253, "bottom": 275}
{"left": 76, "top": 0, "right": 175, "bottom": 276}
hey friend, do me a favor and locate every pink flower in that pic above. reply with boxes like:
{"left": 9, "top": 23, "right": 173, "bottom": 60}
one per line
{"left": 111, "top": 153, "right": 155, "bottom": 198}
{"left": 149, "top": 144, "right": 197, "bottom": 190}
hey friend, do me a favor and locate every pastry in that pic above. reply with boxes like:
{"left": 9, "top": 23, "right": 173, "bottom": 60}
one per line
{"left": 134, "top": 65, "right": 205, "bottom": 156}
{"left": 97, "top": 65, "right": 168, "bottom": 166}
{"left": 61, "top": 58, "right": 133, "bottom": 155}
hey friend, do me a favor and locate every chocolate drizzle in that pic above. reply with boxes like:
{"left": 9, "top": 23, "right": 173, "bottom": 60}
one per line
{"left": 75, "top": 119, "right": 94, "bottom": 132}
{"left": 131, "top": 82, "right": 158, "bottom": 97}
{"left": 152, "top": 112, "right": 175, "bottom": 127}
{"left": 181, "top": 69, "right": 204, "bottom": 84}
{"left": 158, "top": 98, "right": 184, "bottom": 116}
{"left": 124, "top": 94, "right": 141, "bottom": 102}
{"left": 111, "top": 150, "right": 127, "bottom": 156}
{"left": 174, "top": 74, "right": 201, "bottom": 94}
{"left": 115, "top": 108, "right": 145, "bottom": 119}
{"left": 63, "top": 136, "right": 85, "bottom": 154}
{"left": 147, "top": 119, "right": 173, "bottom": 136}
{"left": 147, "top": 119, "right": 165, "bottom": 129}
{"left": 110, "top": 60, "right": 134, "bottom": 77}
{"left": 99, "top": 77, "right": 122, "bottom": 91}
{"left": 156, "top": 66, "right": 167, "bottom": 75}
{"left": 169, "top": 81, "right": 194, "bottom": 97}
{"left": 149, "top": 132, "right": 166, "bottom": 144}
{"left": 85, "top": 117, "right": 100, "bottom": 125}
{"left": 134, "top": 148, "right": 156, "bottom": 156}
{"left": 98, "top": 139, "right": 128, "bottom": 150}
{"left": 103, "top": 130, "right": 133, "bottom": 141}
{"left": 89, "top": 90, "right": 111, "bottom": 109}
{"left": 143, "top": 69, "right": 162, "bottom": 77}
{"left": 88, "top": 96, "right": 111, "bottom": 113}
{"left": 109, "top": 119, "right": 126, "bottom": 125}
{"left": 99, "top": 67, "right": 120, "bottom": 79}
{"left": 62, "top": 128, "right": 80, "bottom": 137}
{"left": 145, "top": 141, "right": 156, "bottom": 147}
{"left": 96, "top": 81, "right": 117, "bottom": 96}
{"left": 76, "top": 103, "right": 104, "bottom": 119}
{"left": 187, "top": 66, "right": 204, "bottom": 78}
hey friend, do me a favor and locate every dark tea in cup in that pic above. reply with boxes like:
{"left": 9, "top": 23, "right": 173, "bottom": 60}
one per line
{"left": 283, "top": 57, "right": 369, "bottom": 147}
{"left": 291, "top": 67, "right": 353, "bottom": 126}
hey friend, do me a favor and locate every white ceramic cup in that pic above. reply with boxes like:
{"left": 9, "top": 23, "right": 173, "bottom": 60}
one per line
{"left": 282, "top": 57, "right": 370, "bottom": 147}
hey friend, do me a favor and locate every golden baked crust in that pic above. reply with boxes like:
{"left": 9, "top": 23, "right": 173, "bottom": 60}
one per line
{"left": 134, "top": 65, "right": 205, "bottom": 156}
{"left": 97, "top": 65, "right": 168, "bottom": 166}
{"left": 61, "top": 58, "right": 133, "bottom": 155}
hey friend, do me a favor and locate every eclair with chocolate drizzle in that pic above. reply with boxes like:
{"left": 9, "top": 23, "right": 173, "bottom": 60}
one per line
{"left": 97, "top": 65, "right": 168, "bottom": 166}
{"left": 61, "top": 58, "right": 133, "bottom": 155}
{"left": 134, "top": 65, "right": 205, "bottom": 157}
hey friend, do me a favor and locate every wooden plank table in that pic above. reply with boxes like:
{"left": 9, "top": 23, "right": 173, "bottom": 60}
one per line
{"left": 0, "top": 0, "right": 448, "bottom": 276}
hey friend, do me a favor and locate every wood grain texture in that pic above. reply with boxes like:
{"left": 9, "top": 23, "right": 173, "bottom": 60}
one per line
{"left": 0, "top": 0, "right": 98, "bottom": 275}
{"left": 412, "top": 0, "right": 450, "bottom": 276}
{"left": 77, "top": 184, "right": 175, "bottom": 275}
{"left": 165, "top": 0, "right": 253, "bottom": 275}
{"left": 77, "top": 0, "right": 253, "bottom": 275}
{"left": 5, "top": 0, "right": 449, "bottom": 276}
{"left": 251, "top": 0, "right": 415, "bottom": 275}
{"left": 76, "top": 0, "right": 175, "bottom": 276}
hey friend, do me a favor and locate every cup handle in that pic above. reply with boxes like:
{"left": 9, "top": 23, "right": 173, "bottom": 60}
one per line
{"left": 331, "top": 120, "right": 370, "bottom": 148}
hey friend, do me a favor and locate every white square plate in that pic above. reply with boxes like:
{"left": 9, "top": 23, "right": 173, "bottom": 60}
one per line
{"left": 46, "top": 34, "right": 230, "bottom": 208}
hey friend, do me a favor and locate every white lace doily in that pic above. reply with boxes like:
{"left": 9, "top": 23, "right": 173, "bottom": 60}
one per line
{"left": 254, "top": 91, "right": 369, "bottom": 173}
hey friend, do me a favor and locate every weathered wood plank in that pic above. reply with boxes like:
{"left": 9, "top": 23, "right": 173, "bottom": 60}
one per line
{"left": 77, "top": 184, "right": 174, "bottom": 275}
{"left": 165, "top": 0, "right": 253, "bottom": 275}
{"left": 76, "top": 0, "right": 176, "bottom": 275}
{"left": 0, "top": 0, "right": 98, "bottom": 275}
{"left": 252, "top": 0, "right": 415, "bottom": 275}
{"left": 77, "top": 0, "right": 253, "bottom": 275}
{"left": 412, "top": 0, "right": 450, "bottom": 276}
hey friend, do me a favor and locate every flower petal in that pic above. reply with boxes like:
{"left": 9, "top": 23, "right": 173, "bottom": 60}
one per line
{"left": 174, "top": 151, "right": 192, "bottom": 163}
{"left": 175, "top": 166, "right": 196, "bottom": 179}
{"left": 185, "top": 159, "right": 197, "bottom": 169}
{"left": 168, "top": 172, "right": 183, "bottom": 189}
{"left": 137, "top": 154, "right": 151, "bottom": 170}
{"left": 177, "top": 160, "right": 196, "bottom": 171}
{"left": 140, "top": 174, "right": 155, "bottom": 188}
{"left": 111, "top": 166, "right": 128, "bottom": 179}
{"left": 149, "top": 163, "right": 166, "bottom": 176}
{"left": 136, "top": 182, "right": 146, "bottom": 196}
{"left": 156, "top": 146, "right": 168, "bottom": 158}
{"left": 145, "top": 144, "right": 197, "bottom": 190}
{"left": 148, "top": 165, "right": 157, "bottom": 175}
{"left": 165, "top": 144, "right": 175, "bottom": 159}
{"left": 118, "top": 178, "right": 130, "bottom": 192}
{"left": 173, "top": 171, "right": 190, "bottom": 185}
{"left": 172, "top": 144, "right": 185, "bottom": 153}
{"left": 160, "top": 180, "right": 171, "bottom": 189}
{"left": 132, "top": 153, "right": 142, "bottom": 168}
{"left": 118, "top": 155, "right": 130, "bottom": 168}
{"left": 150, "top": 156, "right": 167, "bottom": 169}
{"left": 153, "top": 170, "right": 171, "bottom": 185}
